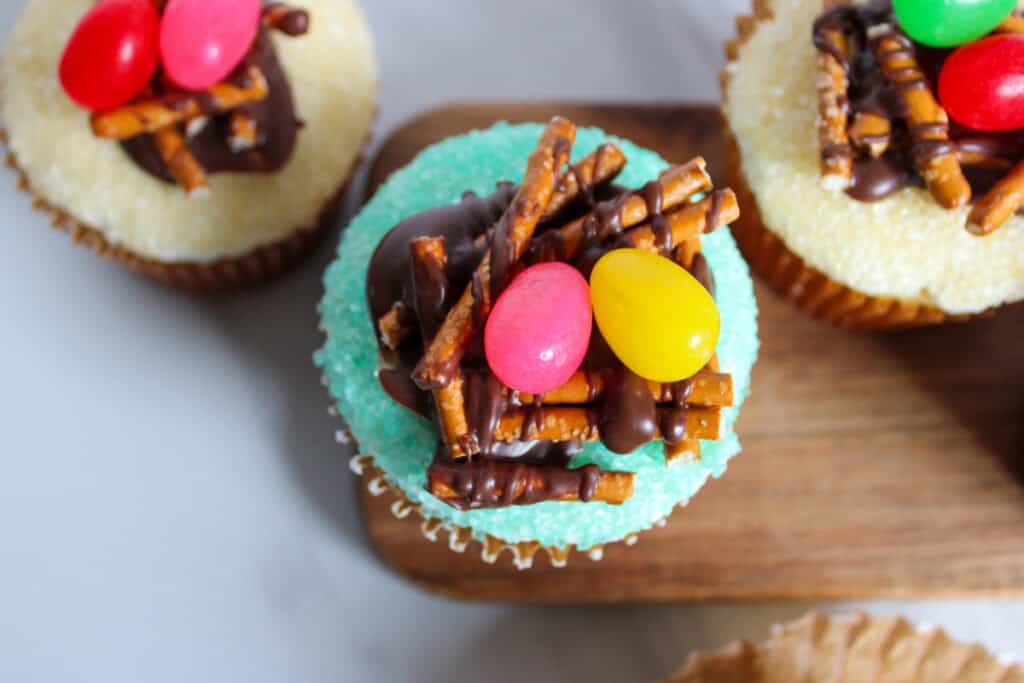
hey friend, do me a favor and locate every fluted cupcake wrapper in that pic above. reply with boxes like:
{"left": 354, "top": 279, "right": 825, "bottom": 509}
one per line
{"left": 665, "top": 611, "right": 1022, "bottom": 683}
{"left": 347, "top": 449, "right": 685, "bottom": 571}
{"left": 2, "top": 129, "right": 366, "bottom": 292}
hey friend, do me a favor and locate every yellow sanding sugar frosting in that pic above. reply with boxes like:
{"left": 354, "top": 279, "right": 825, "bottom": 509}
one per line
{"left": 723, "top": 0, "right": 1024, "bottom": 314}
{"left": 1, "top": 0, "right": 377, "bottom": 263}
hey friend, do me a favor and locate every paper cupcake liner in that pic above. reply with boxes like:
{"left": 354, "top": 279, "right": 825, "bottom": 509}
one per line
{"left": 348, "top": 452, "right": 674, "bottom": 571}
{"left": 665, "top": 611, "right": 1022, "bottom": 682}
{"left": 321, "top": 380, "right": 678, "bottom": 571}
{"left": 1, "top": 129, "right": 365, "bottom": 292}
{"left": 719, "top": 1, "right": 977, "bottom": 331}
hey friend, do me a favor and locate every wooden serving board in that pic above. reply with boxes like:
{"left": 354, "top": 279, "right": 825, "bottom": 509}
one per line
{"left": 358, "top": 102, "right": 1024, "bottom": 602}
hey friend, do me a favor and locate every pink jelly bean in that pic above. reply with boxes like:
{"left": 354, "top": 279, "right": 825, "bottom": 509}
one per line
{"left": 484, "top": 263, "right": 592, "bottom": 395}
{"left": 160, "top": 0, "right": 262, "bottom": 91}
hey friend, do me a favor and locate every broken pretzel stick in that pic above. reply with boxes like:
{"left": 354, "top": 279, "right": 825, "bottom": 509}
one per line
{"left": 409, "top": 237, "right": 473, "bottom": 458}
{"left": 428, "top": 460, "right": 635, "bottom": 507}
{"left": 152, "top": 126, "right": 208, "bottom": 196}
{"left": 530, "top": 157, "right": 713, "bottom": 262}
{"left": 263, "top": 2, "right": 311, "bottom": 36}
{"left": 412, "top": 116, "right": 576, "bottom": 391}
{"left": 377, "top": 303, "right": 412, "bottom": 351}
{"left": 815, "top": 24, "right": 853, "bottom": 188}
{"left": 849, "top": 110, "right": 892, "bottom": 158}
{"left": 968, "top": 158, "right": 1024, "bottom": 236}
{"left": 92, "top": 66, "right": 270, "bottom": 140}
{"left": 871, "top": 27, "right": 971, "bottom": 208}
{"left": 228, "top": 111, "right": 260, "bottom": 152}
{"left": 495, "top": 405, "right": 723, "bottom": 443}
{"left": 519, "top": 369, "right": 733, "bottom": 408}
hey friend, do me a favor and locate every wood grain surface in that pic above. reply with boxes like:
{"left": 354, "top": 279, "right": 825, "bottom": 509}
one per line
{"left": 358, "top": 102, "right": 1024, "bottom": 603}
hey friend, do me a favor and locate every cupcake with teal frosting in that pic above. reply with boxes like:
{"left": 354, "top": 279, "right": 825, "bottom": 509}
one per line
{"left": 315, "top": 116, "right": 759, "bottom": 568}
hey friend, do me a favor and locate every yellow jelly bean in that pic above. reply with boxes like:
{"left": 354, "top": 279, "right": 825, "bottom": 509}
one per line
{"left": 590, "top": 249, "right": 719, "bottom": 382}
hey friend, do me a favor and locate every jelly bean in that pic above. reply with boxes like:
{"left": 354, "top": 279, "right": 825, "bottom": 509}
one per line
{"left": 160, "top": 0, "right": 262, "bottom": 91}
{"left": 590, "top": 249, "right": 718, "bottom": 383}
{"left": 894, "top": 0, "right": 1015, "bottom": 48}
{"left": 484, "top": 263, "right": 592, "bottom": 395}
{"left": 939, "top": 35, "right": 1024, "bottom": 131}
{"left": 59, "top": 0, "right": 160, "bottom": 112}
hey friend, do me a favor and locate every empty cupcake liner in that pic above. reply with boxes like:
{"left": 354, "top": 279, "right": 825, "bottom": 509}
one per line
{"left": 665, "top": 611, "right": 1022, "bottom": 682}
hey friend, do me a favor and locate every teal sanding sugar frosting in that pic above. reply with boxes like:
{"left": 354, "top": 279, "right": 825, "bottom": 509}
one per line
{"left": 315, "top": 122, "right": 759, "bottom": 551}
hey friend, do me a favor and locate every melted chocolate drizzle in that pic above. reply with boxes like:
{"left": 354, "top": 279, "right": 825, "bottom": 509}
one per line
{"left": 429, "top": 459, "right": 601, "bottom": 510}
{"left": 813, "top": 0, "right": 1024, "bottom": 204}
{"left": 366, "top": 172, "right": 718, "bottom": 507}
{"left": 123, "top": 22, "right": 302, "bottom": 183}
{"left": 598, "top": 367, "right": 657, "bottom": 454}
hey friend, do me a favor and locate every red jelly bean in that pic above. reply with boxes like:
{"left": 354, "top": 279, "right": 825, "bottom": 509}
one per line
{"left": 484, "top": 263, "right": 592, "bottom": 395}
{"left": 160, "top": 0, "right": 262, "bottom": 91}
{"left": 939, "top": 34, "right": 1024, "bottom": 132}
{"left": 59, "top": 0, "right": 160, "bottom": 112}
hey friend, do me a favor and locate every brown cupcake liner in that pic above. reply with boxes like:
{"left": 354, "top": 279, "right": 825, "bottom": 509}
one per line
{"left": 720, "top": 0, "right": 977, "bottom": 330}
{"left": 665, "top": 611, "right": 1022, "bottom": 682}
{"left": 323, "top": 393, "right": 678, "bottom": 571}
{"left": 2, "top": 128, "right": 366, "bottom": 292}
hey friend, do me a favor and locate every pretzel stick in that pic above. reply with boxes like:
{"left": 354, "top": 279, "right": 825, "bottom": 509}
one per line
{"left": 228, "top": 111, "right": 260, "bottom": 152}
{"left": 409, "top": 237, "right": 473, "bottom": 458}
{"left": 815, "top": 25, "right": 853, "bottom": 188}
{"left": 849, "top": 110, "right": 892, "bottom": 158}
{"left": 152, "top": 126, "right": 208, "bottom": 196}
{"left": 262, "top": 3, "right": 311, "bottom": 36}
{"left": 428, "top": 461, "right": 635, "bottom": 507}
{"left": 519, "top": 370, "right": 733, "bottom": 407}
{"left": 968, "top": 159, "right": 1024, "bottom": 235}
{"left": 995, "top": 15, "right": 1024, "bottom": 34}
{"left": 871, "top": 27, "right": 971, "bottom": 208}
{"left": 92, "top": 66, "right": 270, "bottom": 140}
{"left": 624, "top": 189, "right": 739, "bottom": 252}
{"left": 545, "top": 142, "right": 626, "bottom": 219}
{"left": 496, "top": 406, "right": 723, "bottom": 443}
{"left": 412, "top": 116, "right": 576, "bottom": 391}
{"left": 377, "top": 304, "right": 412, "bottom": 351}
{"left": 530, "top": 157, "right": 712, "bottom": 261}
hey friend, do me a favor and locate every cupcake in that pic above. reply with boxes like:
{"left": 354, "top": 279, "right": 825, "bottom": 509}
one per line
{"left": 722, "top": 0, "right": 1024, "bottom": 328}
{"left": 1, "top": 0, "right": 376, "bottom": 290}
{"left": 316, "top": 116, "right": 759, "bottom": 568}
{"left": 666, "top": 611, "right": 1022, "bottom": 682}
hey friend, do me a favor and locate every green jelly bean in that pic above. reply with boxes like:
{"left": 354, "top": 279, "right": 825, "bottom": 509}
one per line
{"left": 894, "top": 0, "right": 1016, "bottom": 48}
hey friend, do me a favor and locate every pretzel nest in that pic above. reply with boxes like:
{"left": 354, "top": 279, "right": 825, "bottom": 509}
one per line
{"left": 721, "top": 0, "right": 986, "bottom": 328}
{"left": 372, "top": 117, "right": 740, "bottom": 510}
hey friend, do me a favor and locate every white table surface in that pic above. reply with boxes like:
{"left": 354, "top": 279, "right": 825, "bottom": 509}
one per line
{"left": 1, "top": 1, "right": 1021, "bottom": 680}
